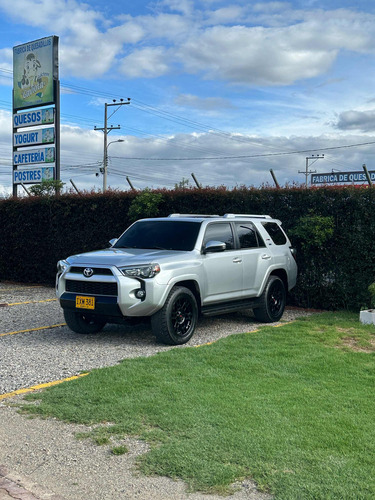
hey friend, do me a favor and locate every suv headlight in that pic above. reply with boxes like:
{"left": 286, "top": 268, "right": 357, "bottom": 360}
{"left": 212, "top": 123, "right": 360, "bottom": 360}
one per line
{"left": 57, "top": 260, "right": 69, "bottom": 274}
{"left": 118, "top": 263, "right": 160, "bottom": 279}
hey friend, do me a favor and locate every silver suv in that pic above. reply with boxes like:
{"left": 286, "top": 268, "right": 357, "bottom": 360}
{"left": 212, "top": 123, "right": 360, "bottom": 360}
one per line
{"left": 56, "top": 214, "right": 297, "bottom": 345}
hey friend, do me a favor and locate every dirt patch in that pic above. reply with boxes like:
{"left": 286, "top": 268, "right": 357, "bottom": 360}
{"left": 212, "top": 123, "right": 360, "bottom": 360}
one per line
{"left": 341, "top": 337, "right": 375, "bottom": 353}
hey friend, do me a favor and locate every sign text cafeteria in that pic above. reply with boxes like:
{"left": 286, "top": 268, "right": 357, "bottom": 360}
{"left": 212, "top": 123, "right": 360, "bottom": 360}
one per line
{"left": 311, "top": 170, "right": 375, "bottom": 184}
{"left": 13, "top": 147, "right": 55, "bottom": 165}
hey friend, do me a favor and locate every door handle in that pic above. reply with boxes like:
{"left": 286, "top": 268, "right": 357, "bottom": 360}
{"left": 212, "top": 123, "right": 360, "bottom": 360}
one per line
{"left": 261, "top": 254, "right": 272, "bottom": 260}
{"left": 232, "top": 258, "right": 242, "bottom": 264}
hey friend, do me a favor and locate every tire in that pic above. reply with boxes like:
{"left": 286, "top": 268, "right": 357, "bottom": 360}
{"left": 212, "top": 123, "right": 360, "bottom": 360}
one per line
{"left": 151, "top": 286, "right": 198, "bottom": 345}
{"left": 63, "top": 309, "right": 106, "bottom": 334}
{"left": 253, "top": 276, "right": 286, "bottom": 323}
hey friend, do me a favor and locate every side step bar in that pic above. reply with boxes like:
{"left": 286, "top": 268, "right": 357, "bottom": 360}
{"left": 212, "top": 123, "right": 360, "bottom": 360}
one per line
{"left": 201, "top": 298, "right": 259, "bottom": 316}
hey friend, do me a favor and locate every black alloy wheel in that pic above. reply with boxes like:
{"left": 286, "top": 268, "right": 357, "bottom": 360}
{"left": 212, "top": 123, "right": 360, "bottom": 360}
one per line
{"left": 151, "top": 286, "right": 198, "bottom": 345}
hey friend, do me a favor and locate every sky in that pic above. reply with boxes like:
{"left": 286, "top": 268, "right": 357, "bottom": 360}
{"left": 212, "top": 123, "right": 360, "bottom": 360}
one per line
{"left": 1, "top": 0, "right": 375, "bottom": 195}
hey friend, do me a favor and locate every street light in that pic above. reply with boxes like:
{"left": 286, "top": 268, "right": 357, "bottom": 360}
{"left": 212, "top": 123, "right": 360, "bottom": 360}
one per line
{"left": 103, "top": 139, "right": 124, "bottom": 192}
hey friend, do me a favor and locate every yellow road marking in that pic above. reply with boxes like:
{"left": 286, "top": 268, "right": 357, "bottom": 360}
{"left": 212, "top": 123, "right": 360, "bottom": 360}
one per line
{"left": 0, "top": 373, "right": 89, "bottom": 401}
{"left": 7, "top": 298, "right": 57, "bottom": 306}
{"left": 0, "top": 323, "right": 66, "bottom": 337}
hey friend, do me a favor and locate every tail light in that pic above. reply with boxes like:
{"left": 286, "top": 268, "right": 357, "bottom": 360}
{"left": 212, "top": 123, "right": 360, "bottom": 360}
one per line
{"left": 290, "top": 247, "right": 297, "bottom": 262}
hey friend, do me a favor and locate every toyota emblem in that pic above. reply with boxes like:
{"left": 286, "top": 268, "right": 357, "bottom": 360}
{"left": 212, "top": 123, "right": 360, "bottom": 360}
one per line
{"left": 83, "top": 268, "right": 94, "bottom": 278}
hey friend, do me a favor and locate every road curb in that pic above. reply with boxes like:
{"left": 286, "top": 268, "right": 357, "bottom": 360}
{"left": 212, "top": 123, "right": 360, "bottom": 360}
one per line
{"left": 0, "top": 465, "right": 66, "bottom": 500}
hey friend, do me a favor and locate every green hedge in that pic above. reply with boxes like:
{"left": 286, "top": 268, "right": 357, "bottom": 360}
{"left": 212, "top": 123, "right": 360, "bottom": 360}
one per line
{"left": 1, "top": 186, "right": 374, "bottom": 310}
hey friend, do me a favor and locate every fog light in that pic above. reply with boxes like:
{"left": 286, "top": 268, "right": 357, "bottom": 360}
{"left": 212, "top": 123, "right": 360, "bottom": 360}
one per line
{"left": 135, "top": 289, "right": 146, "bottom": 299}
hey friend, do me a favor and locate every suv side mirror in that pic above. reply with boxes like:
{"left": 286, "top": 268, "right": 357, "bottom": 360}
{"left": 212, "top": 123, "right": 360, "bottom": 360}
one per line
{"left": 109, "top": 238, "right": 118, "bottom": 247}
{"left": 203, "top": 240, "right": 226, "bottom": 254}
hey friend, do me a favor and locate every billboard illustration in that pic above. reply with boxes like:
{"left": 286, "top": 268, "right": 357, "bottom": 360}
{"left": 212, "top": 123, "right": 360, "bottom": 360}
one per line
{"left": 13, "top": 36, "right": 57, "bottom": 110}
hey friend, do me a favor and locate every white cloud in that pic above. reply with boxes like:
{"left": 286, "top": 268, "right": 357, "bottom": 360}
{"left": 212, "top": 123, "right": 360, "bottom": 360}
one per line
{"left": 119, "top": 47, "right": 171, "bottom": 78}
{"left": 178, "top": 25, "right": 334, "bottom": 85}
{"left": 108, "top": 21, "right": 145, "bottom": 45}
{"left": 253, "top": 2, "right": 292, "bottom": 13}
{"left": 174, "top": 93, "right": 234, "bottom": 111}
{"left": 2, "top": 117, "right": 375, "bottom": 195}
{"left": 0, "top": 48, "right": 12, "bottom": 86}
{"left": 335, "top": 110, "right": 375, "bottom": 132}
{"left": 0, "top": 109, "right": 11, "bottom": 141}
{"left": 1, "top": 1, "right": 375, "bottom": 85}
{"left": 158, "top": 0, "right": 194, "bottom": 16}
{"left": 0, "top": 0, "right": 103, "bottom": 31}
{"left": 204, "top": 5, "right": 245, "bottom": 24}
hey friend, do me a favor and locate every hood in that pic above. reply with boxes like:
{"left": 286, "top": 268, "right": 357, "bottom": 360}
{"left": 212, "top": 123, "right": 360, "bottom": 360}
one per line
{"left": 66, "top": 247, "right": 191, "bottom": 267}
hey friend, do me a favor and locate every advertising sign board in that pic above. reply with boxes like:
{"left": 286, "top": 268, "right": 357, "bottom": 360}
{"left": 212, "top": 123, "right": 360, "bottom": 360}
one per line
{"left": 14, "top": 127, "right": 54, "bottom": 147}
{"left": 13, "top": 147, "right": 55, "bottom": 166}
{"left": 13, "top": 36, "right": 58, "bottom": 110}
{"left": 13, "top": 166, "right": 54, "bottom": 185}
{"left": 12, "top": 35, "right": 59, "bottom": 197}
{"left": 311, "top": 171, "right": 375, "bottom": 185}
{"left": 13, "top": 107, "right": 54, "bottom": 128}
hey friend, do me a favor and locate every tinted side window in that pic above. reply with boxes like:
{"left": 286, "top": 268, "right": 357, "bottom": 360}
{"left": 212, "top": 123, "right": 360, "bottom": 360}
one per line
{"left": 114, "top": 221, "right": 201, "bottom": 251}
{"left": 236, "top": 223, "right": 265, "bottom": 249}
{"left": 262, "top": 222, "right": 287, "bottom": 245}
{"left": 203, "top": 223, "right": 234, "bottom": 250}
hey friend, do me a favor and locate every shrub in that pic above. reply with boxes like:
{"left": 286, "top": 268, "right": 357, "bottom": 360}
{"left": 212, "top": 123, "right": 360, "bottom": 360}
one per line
{"left": 1, "top": 185, "right": 375, "bottom": 310}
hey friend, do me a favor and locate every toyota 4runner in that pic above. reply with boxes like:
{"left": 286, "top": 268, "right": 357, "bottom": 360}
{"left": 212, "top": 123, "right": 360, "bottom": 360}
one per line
{"left": 56, "top": 214, "right": 297, "bottom": 345}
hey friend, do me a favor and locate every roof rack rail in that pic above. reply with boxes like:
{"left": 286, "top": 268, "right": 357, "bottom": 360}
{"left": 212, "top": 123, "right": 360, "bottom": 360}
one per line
{"left": 223, "top": 213, "right": 272, "bottom": 219}
{"left": 168, "top": 214, "right": 220, "bottom": 218}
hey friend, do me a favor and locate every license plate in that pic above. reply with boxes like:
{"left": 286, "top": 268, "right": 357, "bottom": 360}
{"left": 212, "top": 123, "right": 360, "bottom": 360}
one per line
{"left": 76, "top": 296, "right": 95, "bottom": 310}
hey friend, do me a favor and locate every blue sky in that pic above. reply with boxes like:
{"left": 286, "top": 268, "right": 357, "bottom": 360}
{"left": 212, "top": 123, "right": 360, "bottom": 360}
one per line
{"left": 1, "top": 0, "right": 375, "bottom": 194}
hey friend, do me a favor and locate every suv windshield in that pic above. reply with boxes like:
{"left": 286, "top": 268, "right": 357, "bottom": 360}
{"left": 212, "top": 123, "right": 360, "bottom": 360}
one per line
{"left": 114, "top": 220, "right": 201, "bottom": 251}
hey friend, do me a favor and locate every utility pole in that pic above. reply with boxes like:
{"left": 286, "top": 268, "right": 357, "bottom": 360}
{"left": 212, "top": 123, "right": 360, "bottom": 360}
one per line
{"left": 94, "top": 98, "right": 130, "bottom": 192}
{"left": 299, "top": 154, "right": 324, "bottom": 188}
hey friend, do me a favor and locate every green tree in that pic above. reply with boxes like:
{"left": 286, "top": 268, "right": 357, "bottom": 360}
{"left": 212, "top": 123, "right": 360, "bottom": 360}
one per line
{"left": 290, "top": 212, "right": 334, "bottom": 250}
{"left": 174, "top": 177, "right": 190, "bottom": 190}
{"left": 127, "top": 189, "right": 164, "bottom": 222}
{"left": 29, "top": 179, "right": 65, "bottom": 197}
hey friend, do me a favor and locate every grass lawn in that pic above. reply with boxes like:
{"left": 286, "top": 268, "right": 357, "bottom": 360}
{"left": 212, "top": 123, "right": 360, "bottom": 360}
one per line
{"left": 23, "top": 312, "right": 375, "bottom": 498}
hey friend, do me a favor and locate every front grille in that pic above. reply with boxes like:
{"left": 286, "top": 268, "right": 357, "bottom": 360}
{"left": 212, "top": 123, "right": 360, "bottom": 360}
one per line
{"left": 69, "top": 267, "right": 113, "bottom": 276}
{"left": 66, "top": 279, "right": 118, "bottom": 296}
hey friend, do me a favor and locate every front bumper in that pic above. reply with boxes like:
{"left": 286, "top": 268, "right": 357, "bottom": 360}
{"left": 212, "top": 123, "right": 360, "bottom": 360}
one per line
{"left": 60, "top": 292, "right": 122, "bottom": 317}
{"left": 56, "top": 267, "right": 169, "bottom": 318}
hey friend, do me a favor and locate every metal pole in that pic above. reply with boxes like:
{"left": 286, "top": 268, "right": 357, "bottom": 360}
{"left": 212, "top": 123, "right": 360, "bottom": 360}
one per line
{"left": 191, "top": 173, "right": 201, "bottom": 188}
{"left": 126, "top": 176, "right": 136, "bottom": 191}
{"left": 55, "top": 79, "right": 61, "bottom": 188}
{"left": 363, "top": 164, "right": 373, "bottom": 186}
{"left": 70, "top": 179, "right": 82, "bottom": 195}
{"left": 20, "top": 183, "right": 31, "bottom": 196}
{"left": 270, "top": 169, "right": 280, "bottom": 189}
{"left": 103, "top": 103, "right": 108, "bottom": 192}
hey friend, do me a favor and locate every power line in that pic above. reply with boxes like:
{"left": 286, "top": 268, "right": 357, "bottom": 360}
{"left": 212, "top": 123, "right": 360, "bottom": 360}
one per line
{"left": 109, "top": 140, "right": 375, "bottom": 161}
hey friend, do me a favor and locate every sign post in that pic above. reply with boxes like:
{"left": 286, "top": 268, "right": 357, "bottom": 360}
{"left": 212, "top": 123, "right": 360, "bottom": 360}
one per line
{"left": 12, "top": 36, "right": 59, "bottom": 197}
